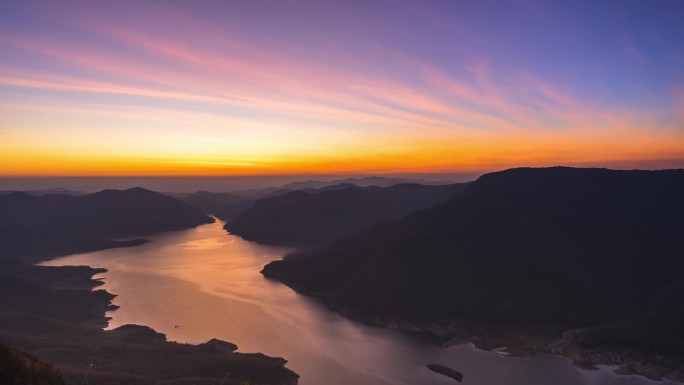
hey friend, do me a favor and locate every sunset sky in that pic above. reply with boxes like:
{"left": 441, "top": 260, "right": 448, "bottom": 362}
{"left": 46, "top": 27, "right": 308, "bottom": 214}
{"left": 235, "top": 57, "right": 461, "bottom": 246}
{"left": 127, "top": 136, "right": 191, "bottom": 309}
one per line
{"left": 1, "top": 0, "right": 683, "bottom": 177}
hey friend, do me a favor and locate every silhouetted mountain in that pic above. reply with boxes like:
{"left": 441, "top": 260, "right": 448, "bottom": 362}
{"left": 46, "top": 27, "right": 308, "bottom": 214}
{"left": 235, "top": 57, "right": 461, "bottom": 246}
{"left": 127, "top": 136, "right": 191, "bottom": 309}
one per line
{"left": 0, "top": 225, "right": 145, "bottom": 262}
{"left": 313, "top": 183, "right": 360, "bottom": 193}
{"left": 262, "top": 167, "right": 684, "bottom": 378}
{"left": 0, "top": 188, "right": 84, "bottom": 196}
{"left": 213, "top": 185, "right": 375, "bottom": 221}
{"left": 228, "top": 187, "right": 293, "bottom": 200}
{"left": 170, "top": 190, "right": 245, "bottom": 214}
{"left": 282, "top": 176, "right": 450, "bottom": 190}
{"left": 210, "top": 187, "right": 296, "bottom": 220}
{"left": 215, "top": 200, "right": 256, "bottom": 220}
{"left": 0, "top": 188, "right": 211, "bottom": 261}
{"left": 226, "top": 183, "right": 468, "bottom": 246}
{"left": 0, "top": 188, "right": 211, "bottom": 238}
{"left": 215, "top": 184, "right": 398, "bottom": 222}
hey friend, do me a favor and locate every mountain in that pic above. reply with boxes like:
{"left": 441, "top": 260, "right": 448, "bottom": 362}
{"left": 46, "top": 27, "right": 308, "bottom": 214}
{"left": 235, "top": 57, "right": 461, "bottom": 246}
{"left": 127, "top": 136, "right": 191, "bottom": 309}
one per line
{"left": 0, "top": 188, "right": 212, "bottom": 261}
{"left": 214, "top": 180, "right": 425, "bottom": 219}
{"left": 281, "top": 176, "right": 450, "bottom": 190}
{"left": 0, "top": 188, "right": 212, "bottom": 238}
{"left": 0, "top": 225, "right": 145, "bottom": 262}
{"left": 228, "top": 186, "right": 294, "bottom": 200}
{"left": 211, "top": 188, "right": 297, "bottom": 221}
{"left": 264, "top": 167, "right": 684, "bottom": 321}
{"left": 170, "top": 190, "right": 245, "bottom": 214}
{"left": 262, "top": 167, "right": 684, "bottom": 380}
{"left": 0, "top": 188, "right": 84, "bottom": 196}
{"left": 215, "top": 200, "right": 257, "bottom": 220}
{"left": 225, "top": 183, "right": 468, "bottom": 246}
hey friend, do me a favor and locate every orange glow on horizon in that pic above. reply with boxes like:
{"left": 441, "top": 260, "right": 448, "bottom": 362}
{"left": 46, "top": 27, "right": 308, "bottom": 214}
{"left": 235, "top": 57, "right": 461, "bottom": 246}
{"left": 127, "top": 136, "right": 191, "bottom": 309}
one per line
{"left": 1, "top": 2, "right": 683, "bottom": 177}
{"left": 3, "top": 126, "right": 684, "bottom": 177}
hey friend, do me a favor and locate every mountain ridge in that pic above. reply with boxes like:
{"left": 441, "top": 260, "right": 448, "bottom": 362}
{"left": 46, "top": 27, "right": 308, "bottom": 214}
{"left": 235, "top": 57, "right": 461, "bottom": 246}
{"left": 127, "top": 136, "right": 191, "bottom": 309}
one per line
{"left": 262, "top": 167, "right": 684, "bottom": 381}
{"left": 0, "top": 187, "right": 212, "bottom": 261}
{"left": 226, "top": 182, "right": 468, "bottom": 246}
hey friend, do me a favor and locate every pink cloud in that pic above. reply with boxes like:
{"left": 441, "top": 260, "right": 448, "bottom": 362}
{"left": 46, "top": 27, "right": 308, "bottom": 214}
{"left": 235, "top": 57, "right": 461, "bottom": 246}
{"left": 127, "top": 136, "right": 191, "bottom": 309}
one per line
{"left": 2, "top": 3, "right": 683, "bottom": 174}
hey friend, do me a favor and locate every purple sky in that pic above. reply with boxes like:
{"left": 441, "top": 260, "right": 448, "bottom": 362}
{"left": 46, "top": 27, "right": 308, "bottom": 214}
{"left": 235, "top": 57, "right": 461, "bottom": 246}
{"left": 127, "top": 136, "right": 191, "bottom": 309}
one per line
{"left": 1, "top": 0, "right": 683, "bottom": 176}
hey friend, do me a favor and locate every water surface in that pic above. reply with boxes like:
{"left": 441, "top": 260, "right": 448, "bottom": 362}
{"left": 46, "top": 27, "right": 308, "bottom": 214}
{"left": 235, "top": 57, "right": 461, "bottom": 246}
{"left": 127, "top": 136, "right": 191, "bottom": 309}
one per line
{"left": 44, "top": 220, "right": 673, "bottom": 385}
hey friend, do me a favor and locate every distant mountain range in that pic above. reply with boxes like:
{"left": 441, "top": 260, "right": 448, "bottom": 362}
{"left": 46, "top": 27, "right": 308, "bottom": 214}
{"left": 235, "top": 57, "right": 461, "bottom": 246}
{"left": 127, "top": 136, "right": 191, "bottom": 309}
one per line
{"left": 167, "top": 190, "right": 245, "bottom": 214}
{"left": 0, "top": 188, "right": 212, "bottom": 261}
{"left": 170, "top": 189, "right": 294, "bottom": 220}
{"left": 0, "top": 188, "right": 84, "bottom": 196}
{"left": 172, "top": 177, "right": 459, "bottom": 222}
{"left": 263, "top": 167, "right": 684, "bottom": 381}
{"left": 225, "top": 183, "right": 468, "bottom": 246}
{"left": 281, "top": 176, "right": 452, "bottom": 190}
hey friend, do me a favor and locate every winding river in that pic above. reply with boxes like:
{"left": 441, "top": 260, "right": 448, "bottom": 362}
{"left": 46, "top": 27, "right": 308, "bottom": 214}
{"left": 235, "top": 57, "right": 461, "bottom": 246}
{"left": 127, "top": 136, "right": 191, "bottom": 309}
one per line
{"left": 43, "top": 220, "right": 673, "bottom": 385}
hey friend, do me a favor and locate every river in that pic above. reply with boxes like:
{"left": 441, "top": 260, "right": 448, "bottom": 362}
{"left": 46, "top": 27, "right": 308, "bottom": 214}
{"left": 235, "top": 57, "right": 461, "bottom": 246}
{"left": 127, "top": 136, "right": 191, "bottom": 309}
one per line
{"left": 43, "top": 220, "right": 672, "bottom": 385}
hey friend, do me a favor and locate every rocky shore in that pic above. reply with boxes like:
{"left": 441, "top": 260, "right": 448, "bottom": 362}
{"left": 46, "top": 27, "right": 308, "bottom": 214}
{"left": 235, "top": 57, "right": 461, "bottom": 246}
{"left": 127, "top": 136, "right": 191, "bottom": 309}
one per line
{"left": 358, "top": 315, "right": 684, "bottom": 382}
{"left": 263, "top": 267, "right": 684, "bottom": 383}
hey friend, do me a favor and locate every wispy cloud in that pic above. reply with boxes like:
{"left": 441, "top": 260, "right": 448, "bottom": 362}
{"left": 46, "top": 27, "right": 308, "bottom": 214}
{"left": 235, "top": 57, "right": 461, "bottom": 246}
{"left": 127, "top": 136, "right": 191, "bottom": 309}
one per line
{"left": 1, "top": 0, "right": 682, "bottom": 175}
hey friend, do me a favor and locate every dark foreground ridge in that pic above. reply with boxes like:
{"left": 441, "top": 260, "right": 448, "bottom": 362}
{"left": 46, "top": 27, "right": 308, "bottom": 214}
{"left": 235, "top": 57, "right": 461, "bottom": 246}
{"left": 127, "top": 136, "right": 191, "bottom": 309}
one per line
{"left": 263, "top": 167, "right": 684, "bottom": 382}
{"left": 226, "top": 182, "right": 468, "bottom": 246}
{"left": 0, "top": 341, "right": 65, "bottom": 385}
{"left": 0, "top": 260, "right": 299, "bottom": 385}
{"left": 0, "top": 187, "right": 212, "bottom": 262}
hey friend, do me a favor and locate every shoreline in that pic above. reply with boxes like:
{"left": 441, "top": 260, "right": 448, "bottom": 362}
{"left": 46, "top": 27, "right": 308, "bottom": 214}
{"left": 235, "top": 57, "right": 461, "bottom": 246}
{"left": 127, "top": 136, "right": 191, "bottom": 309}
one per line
{"left": 1, "top": 250, "right": 300, "bottom": 384}
{"left": 262, "top": 266, "right": 684, "bottom": 384}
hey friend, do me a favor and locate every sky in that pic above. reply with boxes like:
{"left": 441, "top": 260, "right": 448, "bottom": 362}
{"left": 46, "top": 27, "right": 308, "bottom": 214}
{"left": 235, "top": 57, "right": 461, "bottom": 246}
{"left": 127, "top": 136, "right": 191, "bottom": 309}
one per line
{"left": 1, "top": 0, "right": 683, "bottom": 177}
